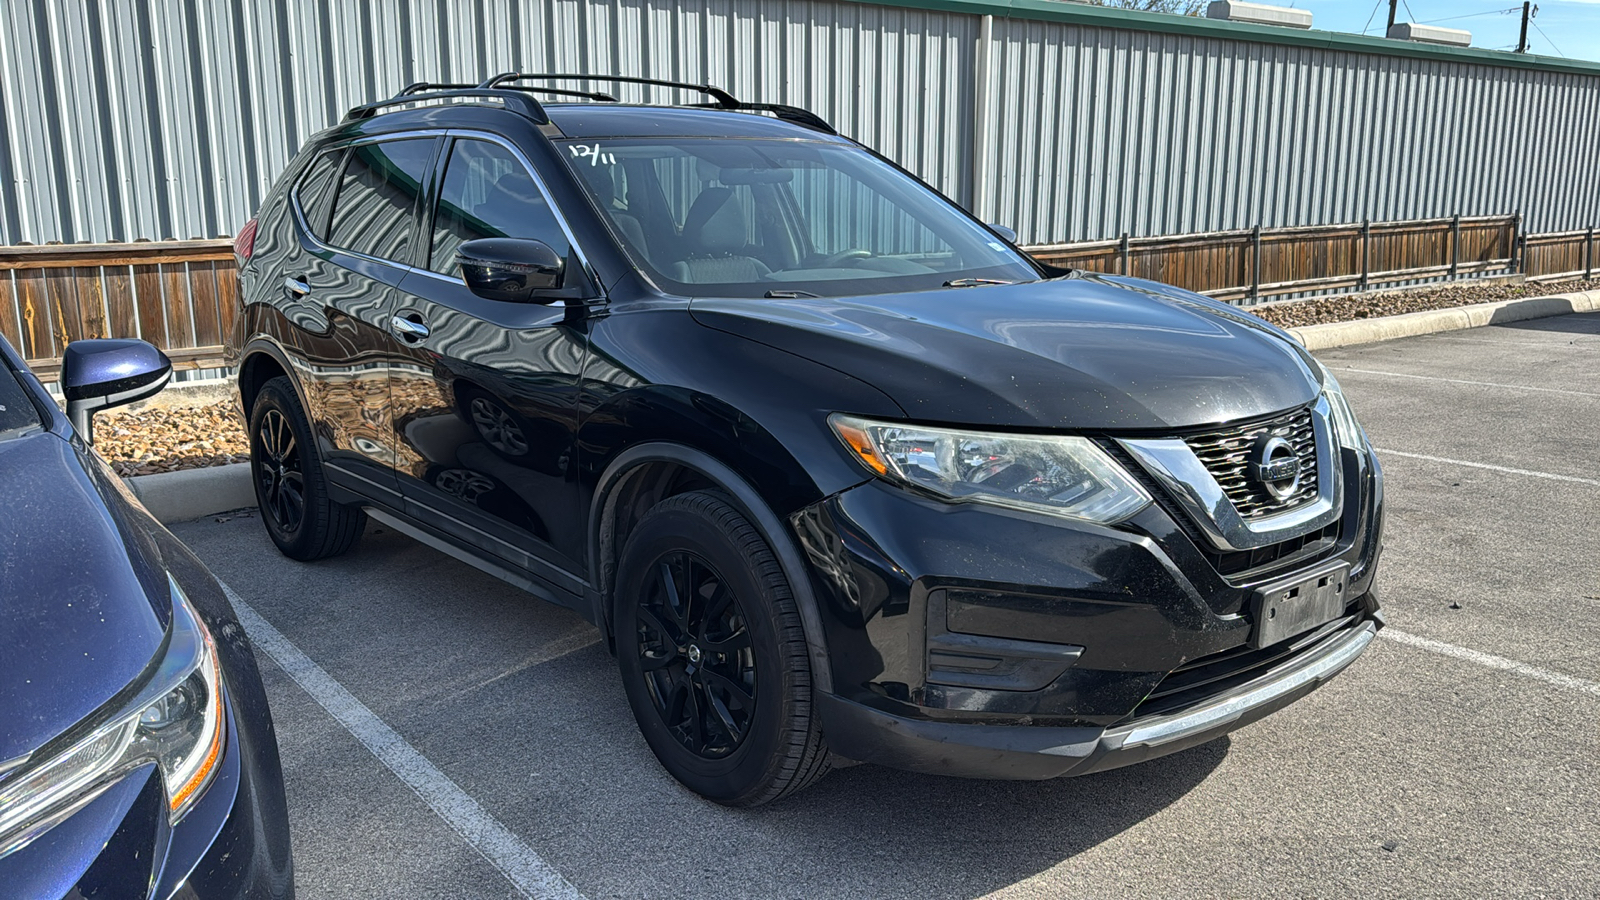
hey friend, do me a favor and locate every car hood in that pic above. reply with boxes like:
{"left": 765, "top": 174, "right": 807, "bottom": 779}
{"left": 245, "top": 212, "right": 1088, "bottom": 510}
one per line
{"left": 0, "top": 432, "right": 170, "bottom": 763}
{"left": 690, "top": 273, "right": 1320, "bottom": 430}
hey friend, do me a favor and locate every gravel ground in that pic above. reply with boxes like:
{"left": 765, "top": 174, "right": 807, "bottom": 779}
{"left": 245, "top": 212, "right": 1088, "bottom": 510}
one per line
{"left": 1249, "top": 277, "right": 1599, "bottom": 328}
{"left": 97, "top": 400, "right": 249, "bottom": 477}
{"left": 93, "top": 278, "right": 1598, "bottom": 476}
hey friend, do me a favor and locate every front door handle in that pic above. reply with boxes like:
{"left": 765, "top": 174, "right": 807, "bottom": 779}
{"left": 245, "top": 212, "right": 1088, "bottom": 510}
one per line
{"left": 390, "top": 314, "right": 431, "bottom": 343}
{"left": 284, "top": 277, "right": 311, "bottom": 297}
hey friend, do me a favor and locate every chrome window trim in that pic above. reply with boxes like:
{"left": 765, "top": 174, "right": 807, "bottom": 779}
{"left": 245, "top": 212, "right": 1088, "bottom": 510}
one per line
{"left": 1117, "top": 396, "right": 1343, "bottom": 552}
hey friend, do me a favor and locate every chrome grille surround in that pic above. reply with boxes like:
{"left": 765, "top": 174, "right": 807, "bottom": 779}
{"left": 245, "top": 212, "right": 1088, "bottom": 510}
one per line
{"left": 1117, "top": 396, "right": 1343, "bottom": 552}
{"left": 1184, "top": 407, "right": 1318, "bottom": 519}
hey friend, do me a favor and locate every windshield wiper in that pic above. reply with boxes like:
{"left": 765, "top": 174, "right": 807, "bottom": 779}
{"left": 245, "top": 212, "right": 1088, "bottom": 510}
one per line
{"left": 764, "top": 289, "right": 821, "bottom": 299}
{"left": 942, "top": 278, "right": 1016, "bottom": 288}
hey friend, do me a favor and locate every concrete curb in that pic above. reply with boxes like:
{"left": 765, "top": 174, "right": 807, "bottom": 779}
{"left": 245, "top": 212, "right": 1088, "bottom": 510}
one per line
{"left": 1287, "top": 289, "right": 1600, "bottom": 350}
{"left": 125, "top": 463, "right": 254, "bottom": 524}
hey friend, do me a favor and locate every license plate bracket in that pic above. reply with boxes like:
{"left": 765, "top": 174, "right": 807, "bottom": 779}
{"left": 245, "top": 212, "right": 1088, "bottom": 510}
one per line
{"left": 1249, "top": 562, "right": 1351, "bottom": 649}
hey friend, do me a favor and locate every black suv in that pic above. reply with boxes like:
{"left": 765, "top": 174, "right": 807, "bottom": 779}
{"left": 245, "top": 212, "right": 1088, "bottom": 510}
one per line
{"left": 228, "top": 75, "right": 1384, "bottom": 806}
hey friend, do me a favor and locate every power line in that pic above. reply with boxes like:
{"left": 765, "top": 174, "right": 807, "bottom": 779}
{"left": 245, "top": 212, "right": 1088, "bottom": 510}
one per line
{"left": 1421, "top": 7, "right": 1521, "bottom": 25}
{"left": 1531, "top": 20, "right": 1565, "bottom": 57}
{"left": 1361, "top": 0, "right": 1384, "bottom": 34}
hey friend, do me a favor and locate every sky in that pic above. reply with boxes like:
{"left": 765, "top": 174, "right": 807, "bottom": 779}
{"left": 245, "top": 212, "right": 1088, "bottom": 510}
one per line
{"left": 1290, "top": 0, "right": 1600, "bottom": 61}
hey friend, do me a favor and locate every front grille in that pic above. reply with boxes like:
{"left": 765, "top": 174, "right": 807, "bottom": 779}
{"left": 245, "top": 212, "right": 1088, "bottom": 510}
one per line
{"left": 1128, "top": 612, "right": 1361, "bottom": 720}
{"left": 1185, "top": 407, "right": 1318, "bottom": 519}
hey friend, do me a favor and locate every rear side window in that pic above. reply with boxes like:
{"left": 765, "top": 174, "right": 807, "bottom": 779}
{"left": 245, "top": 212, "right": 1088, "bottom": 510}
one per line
{"left": 327, "top": 139, "right": 436, "bottom": 263}
{"left": 428, "top": 139, "right": 570, "bottom": 275}
{"left": 294, "top": 149, "right": 343, "bottom": 239}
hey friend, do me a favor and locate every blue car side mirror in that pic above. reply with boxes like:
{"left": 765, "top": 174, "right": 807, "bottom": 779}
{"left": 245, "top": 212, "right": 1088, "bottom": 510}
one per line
{"left": 988, "top": 223, "right": 1018, "bottom": 244}
{"left": 59, "top": 338, "right": 172, "bottom": 444}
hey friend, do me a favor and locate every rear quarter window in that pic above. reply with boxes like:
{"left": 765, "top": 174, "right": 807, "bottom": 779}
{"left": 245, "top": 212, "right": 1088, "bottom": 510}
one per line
{"left": 293, "top": 148, "right": 344, "bottom": 240}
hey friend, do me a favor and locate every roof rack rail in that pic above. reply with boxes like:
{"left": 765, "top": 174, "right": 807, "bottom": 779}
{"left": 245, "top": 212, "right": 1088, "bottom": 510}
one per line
{"left": 344, "top": 87, "right": 549, "bottom": 123}
{"left": 480, "top": 73, "right": 740, "bottom": 108}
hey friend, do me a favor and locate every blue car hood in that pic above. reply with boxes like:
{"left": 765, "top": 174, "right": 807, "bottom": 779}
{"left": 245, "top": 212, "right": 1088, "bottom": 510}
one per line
{"left": 691, "top": 272, "right": 1320, "bottom": 430}
{"left": 0, "top": 432, "right": 170, "bottom": 763}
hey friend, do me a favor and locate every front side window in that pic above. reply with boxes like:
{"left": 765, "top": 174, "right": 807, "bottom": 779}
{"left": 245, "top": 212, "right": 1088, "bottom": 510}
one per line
{"left": 429, "top": 139, "right": 571, "bottom": 275}
{"left": 560, "top": 138, "right": 1039, "bottom": 298}
{"left": 326, "top": 139, "right": 436, "bottom": 263}
{"left": 0, "top": 361, "right": 44, "bottom": 439}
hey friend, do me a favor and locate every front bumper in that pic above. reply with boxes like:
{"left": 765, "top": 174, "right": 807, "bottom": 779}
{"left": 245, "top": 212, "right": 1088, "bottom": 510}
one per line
{"left": 819, "top": 616, "right": 1375, "bottom": 780}
{"left": 792, "top": 439, "right": 1384, "bottom": 778}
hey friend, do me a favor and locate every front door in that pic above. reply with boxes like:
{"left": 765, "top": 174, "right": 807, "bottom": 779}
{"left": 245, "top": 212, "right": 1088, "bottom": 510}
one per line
{"left": 387, "top": 135, "right": 592, "bottom": 598}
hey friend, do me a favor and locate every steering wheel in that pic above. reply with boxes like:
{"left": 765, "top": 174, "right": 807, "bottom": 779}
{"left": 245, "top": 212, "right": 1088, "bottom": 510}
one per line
{"left": 822, "top": 249, "right": 872, "bottom": 267}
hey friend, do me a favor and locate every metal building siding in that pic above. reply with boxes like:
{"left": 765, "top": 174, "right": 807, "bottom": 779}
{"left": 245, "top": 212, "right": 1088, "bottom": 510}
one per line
{"left": 1, "top": 0, "right": 1597, "bottom": 248}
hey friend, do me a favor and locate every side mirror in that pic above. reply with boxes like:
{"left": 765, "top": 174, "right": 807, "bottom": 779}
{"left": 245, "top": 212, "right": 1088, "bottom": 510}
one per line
{"left": 988, "top": 224, "right": 1018, "bottom": 244}
{"left": 60, "top": 339, "right": 172, "bottom": 445}
{"left": 456, "top": 238, "right": 564, "bottom": 303}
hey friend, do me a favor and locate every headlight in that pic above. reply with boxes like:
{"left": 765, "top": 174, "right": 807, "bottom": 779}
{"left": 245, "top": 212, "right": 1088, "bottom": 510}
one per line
{"left": 1311, "top": 359, "right": 1368, "bottom": 450}
{"left": 0, "top": 576, "right": 226, "bottom": 859}
{"left": 830, "top": 415, "right": 1151, "bottom": 524}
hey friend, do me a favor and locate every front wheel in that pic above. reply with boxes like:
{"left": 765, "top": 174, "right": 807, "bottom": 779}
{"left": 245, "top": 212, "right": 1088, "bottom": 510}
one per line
{"left": 248, "top": 376, "right": 366, "bottom": 561}
{"left": 613, "top": 491, "right": 830, "bottom": 806}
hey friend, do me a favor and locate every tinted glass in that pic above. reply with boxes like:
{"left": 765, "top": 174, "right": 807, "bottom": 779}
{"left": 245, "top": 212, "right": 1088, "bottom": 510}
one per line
{"left": 327, "top": 139, "right": 435, "bottom": 262}
{"left": 560, "top": 138, "right": 1039, "bottom": 298}
{"left": 0, "top": 361, "right": 43, "bottom": 439}
{"left": 295, "top": 149, "right": 343, "bottom": 239}
{"left": 429, "top": 139, "right": 570, "bottom": 275}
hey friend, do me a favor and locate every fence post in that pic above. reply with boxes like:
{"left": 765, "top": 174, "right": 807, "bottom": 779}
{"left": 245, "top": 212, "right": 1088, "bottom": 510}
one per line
{"left": 1119, "top": 232, "right": 1130, "bottom": 276}
{"left": 1449, "top": 213, "right": 1461, "bottom": 280}
{"left": 1359, "top": 220, "right": 1370, "bottom": 292}
{"left": 1250, "top": 224, "right": 1262, "bottom": 302}
{"left": 1586, "top": 226, "right": 1594, "bottom": 282}
{"left": 1510, "top": 211, "right": 1521, "bottom": 275}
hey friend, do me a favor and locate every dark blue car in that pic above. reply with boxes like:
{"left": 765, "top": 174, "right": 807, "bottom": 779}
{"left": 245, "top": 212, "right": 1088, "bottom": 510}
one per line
{"left": 0, "top": 334, "right": 292, "bottom": 897}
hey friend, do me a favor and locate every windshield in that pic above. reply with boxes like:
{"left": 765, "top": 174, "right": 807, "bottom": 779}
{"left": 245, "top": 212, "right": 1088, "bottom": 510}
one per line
{"left": 560, "top": 138, "right": 1040, "bottom": 298}
{"left": 0, "top": 360, "right": 44, "bottom": 440}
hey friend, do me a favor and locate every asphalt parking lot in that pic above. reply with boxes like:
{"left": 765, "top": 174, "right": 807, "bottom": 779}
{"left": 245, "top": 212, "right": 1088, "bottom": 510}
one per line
{"left": 173, "top": 312, "right": 1600, "bottom": 899}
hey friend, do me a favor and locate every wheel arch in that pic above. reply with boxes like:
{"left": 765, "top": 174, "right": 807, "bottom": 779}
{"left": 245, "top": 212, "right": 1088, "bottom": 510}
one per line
{"left": 589, "top": 442, "right": 834, "bottom": 694}
{"left": 237, "top": 338, "right": 304, "bottom": 420}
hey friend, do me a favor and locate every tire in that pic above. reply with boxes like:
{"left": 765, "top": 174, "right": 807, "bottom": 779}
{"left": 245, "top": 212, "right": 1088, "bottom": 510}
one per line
{"left": 248, "top": 376, "right": 366, "bottom": 561}
{"left": 613, "top": 491, "right": 830, "bottom": 806}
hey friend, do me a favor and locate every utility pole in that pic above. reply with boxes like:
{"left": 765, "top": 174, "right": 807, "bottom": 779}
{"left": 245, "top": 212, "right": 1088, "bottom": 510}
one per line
{"left": 1517, "top": 2, "right": 1532, "bottom": 53}
{"left": 1386, "top": 0, "right": 1398, "bottom": 33}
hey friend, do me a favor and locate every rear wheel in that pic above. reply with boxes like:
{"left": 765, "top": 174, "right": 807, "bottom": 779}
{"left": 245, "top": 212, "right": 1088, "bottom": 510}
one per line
{"left": 614, "top": 491, "right": 829, "bottom": 806}
{"left": 248, "top": 376, "right": 366, "bottom": 561}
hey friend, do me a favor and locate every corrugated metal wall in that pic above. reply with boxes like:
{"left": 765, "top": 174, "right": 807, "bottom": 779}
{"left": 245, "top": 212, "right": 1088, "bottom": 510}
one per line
{"left": 2, "top": 0, "right": 1597, "bottom": 249}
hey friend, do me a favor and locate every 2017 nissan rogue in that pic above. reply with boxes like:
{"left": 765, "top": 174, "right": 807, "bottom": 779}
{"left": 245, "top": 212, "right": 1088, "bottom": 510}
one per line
{"left": 227, "top": 74, "right": 1384, "bottom": 807}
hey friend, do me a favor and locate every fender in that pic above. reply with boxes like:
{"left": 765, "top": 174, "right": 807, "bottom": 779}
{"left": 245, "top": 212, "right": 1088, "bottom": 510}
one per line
{"left": 589, "top": 441, "right": 835, "bottom": 695}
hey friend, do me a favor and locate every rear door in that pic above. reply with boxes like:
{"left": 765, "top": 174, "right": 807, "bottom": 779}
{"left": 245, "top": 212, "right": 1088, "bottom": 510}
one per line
{"left": 285, "top": 135, "right": 440, "bottom": 507}
{"left": 387, "top": 134, "right": 593, "bottom": 599}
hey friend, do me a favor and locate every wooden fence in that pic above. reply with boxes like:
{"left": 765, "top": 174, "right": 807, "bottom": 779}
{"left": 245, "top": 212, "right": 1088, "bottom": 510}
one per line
{"left": 1, "top": 240, "right": 236, "bottom": 379}
{"left": 2, "top": 214, "right": 1595, "bottom": 376}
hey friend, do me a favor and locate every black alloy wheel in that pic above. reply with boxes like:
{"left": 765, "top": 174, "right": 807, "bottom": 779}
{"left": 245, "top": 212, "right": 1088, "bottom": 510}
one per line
{"left": 255, "top": 408, "right": 305, "bottom": 535}
{"left": 614, "top": 490, "right": 830, "bottom": 806}
{"left": 248, "top": 376, "right": 366, "bottom": 561}
{"left": 636, "top": 551, "right": 758, "bottom": 758}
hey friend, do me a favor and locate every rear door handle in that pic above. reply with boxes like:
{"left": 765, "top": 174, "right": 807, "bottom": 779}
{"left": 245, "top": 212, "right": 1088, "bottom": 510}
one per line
{"left": 284, "top": 277, "right": 311, "bottom": 297}
{"left": 390, "top": 314, "right": 431, "bottom": 343}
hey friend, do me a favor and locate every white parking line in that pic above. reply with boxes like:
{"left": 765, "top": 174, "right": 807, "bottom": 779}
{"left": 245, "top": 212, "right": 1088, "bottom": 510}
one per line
{"left": 1374, "top": 448, "right": 1600, "bottom": 488}
{"left": 222, "top": 583, "right": 586, "bottom": 900}
{"left": 1381, "top": 628, "right": 1600, "bottom": 699}
{"left": 1334, "top": 366, "right": 1600, "bottom": 398}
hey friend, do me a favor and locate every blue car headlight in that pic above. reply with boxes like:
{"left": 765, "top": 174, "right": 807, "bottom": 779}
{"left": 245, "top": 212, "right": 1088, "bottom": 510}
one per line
{"left": 0, "top": 577, "right": 226, "bottom": 859}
